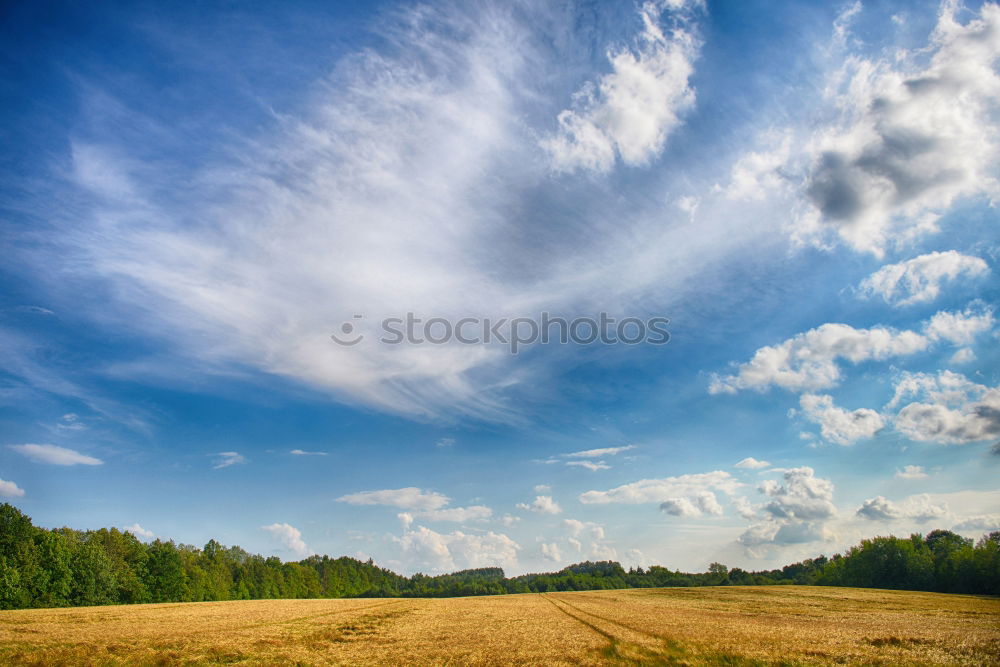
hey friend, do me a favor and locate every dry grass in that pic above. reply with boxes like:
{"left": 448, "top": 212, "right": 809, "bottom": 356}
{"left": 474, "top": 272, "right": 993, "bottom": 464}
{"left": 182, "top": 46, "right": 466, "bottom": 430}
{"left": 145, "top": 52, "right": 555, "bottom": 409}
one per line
{"left": 0, "top": 586, "right": 997, "bottom": 665}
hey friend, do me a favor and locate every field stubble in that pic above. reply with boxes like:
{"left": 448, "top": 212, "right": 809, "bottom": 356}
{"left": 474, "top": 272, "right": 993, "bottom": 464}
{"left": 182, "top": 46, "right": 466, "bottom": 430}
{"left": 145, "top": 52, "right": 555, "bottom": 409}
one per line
{"left": 0, "top": 586, "right": 997, "bottom": 666}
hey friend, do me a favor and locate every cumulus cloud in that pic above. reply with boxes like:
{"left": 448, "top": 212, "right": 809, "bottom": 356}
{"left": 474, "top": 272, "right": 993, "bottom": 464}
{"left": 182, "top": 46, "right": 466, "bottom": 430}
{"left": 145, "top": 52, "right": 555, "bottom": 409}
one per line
{"left": 732, "top": 496, "right": 756, "bottom": 520}
{"left": 722, "top": 130, "right": 792, "bottom": 201}
{"left": 580, "top": 471, "right": 739, "bottom": 510}
{"left": 710, "top": 322, "right": 928, "bottom": 394}
{"left": 564, "top": 519, "right": 605, "bottom": 540}
{"left": 124, "top": 523, "right": 154, "bottom": 539}
{"left": 517, "top": 495, "right": 562, "bottom": 515}
{"left": 924, "top": 305, "right": 994, "bottom": 346}
{"left": 8, "top": 443, "right": 103, "bottom": 466}
{"left": 799, "top": 393, "right": 885, "bottom": 445}
{"left": 712, "top": 305, "right": 991, "bottom": 396}
{"left": 888, "top": 370, "right": 1000, "bottom": 444}
{"left": 794, "top": 2, "right": 1000, "bottom": 255}
{"left": 394, "top": 525, "right": 519, "bottom": 573}
{"left": 0, "top": 478, "right": 25, "bottom": 498}
{"left": 734, "top": 457, "right": 770, "bottom": 469}
{"left": 856, "top": 495, "right": 902, "bottom": 521}
{"left": 895, "top": 464, "right": 928, "bottom": 480}
{"left": 543, "top": 0, "right": 701, "bottom": 172}
{"left": 212, "top": 451, "right": 246, "bottom": 469}
{"left": 859, "top": 251, "right": 989, "bottom": 305}
{"left": 541, "top": 542, "right": 562, "bottom": 562}
{"left": 337, "top": 487, "right": 450, "bottom": 511}
{"left": 659, "top": 491, "right": 723, "bottom": 517}
{"left": 759, "top": 467, "right": 837, "bottom": 521}
{"left": 738, "top": 520, "right": 833, "bottom": 549}
{"left": 533, "top": 485, "right": 551, "bottom": 494}
{"left": 953, "top": 514, "right": 1000, "bottom": 532}
{"left": 739, "top": 467, "right": 838, "bottom": 553}
{"left": 261, "top": 522, "right": 312, "bottom": 558}
{"left": 856, "top": 493, "right": 948, "bottom": 523}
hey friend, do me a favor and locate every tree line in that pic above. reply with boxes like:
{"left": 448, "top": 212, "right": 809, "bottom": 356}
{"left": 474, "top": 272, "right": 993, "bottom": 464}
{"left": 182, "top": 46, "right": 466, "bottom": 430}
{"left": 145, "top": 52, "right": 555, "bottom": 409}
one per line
{"left": 1, "top": 503, "right": 997, "bottom": 610}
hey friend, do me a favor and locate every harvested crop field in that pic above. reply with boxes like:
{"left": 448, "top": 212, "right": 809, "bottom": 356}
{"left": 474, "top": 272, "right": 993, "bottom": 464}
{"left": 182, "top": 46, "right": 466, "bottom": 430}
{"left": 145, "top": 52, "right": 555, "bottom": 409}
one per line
{"left": 1, "top": 586, "right": 998, "bottom": 666}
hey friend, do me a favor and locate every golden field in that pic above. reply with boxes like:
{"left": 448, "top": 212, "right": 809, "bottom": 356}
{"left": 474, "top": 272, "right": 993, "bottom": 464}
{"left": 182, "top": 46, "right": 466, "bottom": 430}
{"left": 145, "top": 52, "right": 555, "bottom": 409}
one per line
{"left": 1, "top": 586, "right": 998, "bottom": 666}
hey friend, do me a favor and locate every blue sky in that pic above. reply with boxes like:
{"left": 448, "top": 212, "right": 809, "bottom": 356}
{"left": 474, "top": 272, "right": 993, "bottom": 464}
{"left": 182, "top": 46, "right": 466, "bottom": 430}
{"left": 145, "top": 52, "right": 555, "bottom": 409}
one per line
{"left": 2, "top": 0, "right": 999, "bottom": 575}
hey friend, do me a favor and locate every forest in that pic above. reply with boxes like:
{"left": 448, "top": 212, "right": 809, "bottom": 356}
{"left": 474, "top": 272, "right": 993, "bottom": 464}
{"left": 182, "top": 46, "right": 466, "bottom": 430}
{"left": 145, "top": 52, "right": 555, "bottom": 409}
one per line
{"left": 1, "top": 503, "right": 997, "bottom": 610}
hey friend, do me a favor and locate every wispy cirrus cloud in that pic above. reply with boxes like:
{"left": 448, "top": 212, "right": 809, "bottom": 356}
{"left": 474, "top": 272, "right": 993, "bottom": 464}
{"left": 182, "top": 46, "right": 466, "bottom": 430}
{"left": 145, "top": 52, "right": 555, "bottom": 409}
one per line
{"left": 8, "top": 443, "right": 103, "bottom": 466}
{"left": 39, "top": 0, "right": 779, "bottom": 425}
{"left": 212, "top": 451, "right": 246, "bottom": 469}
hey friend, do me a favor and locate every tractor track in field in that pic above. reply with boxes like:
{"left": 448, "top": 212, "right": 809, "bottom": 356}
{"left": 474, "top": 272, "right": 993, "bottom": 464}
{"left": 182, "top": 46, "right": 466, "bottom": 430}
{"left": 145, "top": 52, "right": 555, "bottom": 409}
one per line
{"left": 547, "top": 594, "right": 664, "bottom": 643}
{"left": 543, "top": 593, "right": 668, "bottom": 652}
{"left": 235, "top": 599, "right": 408, "bottom": 630}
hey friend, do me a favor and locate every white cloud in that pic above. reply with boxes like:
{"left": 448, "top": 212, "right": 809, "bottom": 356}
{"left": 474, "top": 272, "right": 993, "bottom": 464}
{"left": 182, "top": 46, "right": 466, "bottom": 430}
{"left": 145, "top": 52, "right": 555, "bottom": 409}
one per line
{"left": 53, "top": 2, "right": 783, "bottom": 423}
{"left": 895, "top": 464, "right": 928, "bottom": 480}
{"left": 949, "top": 347, "right": 976, "bottom": 364}
{"left": 568, "top": 537, "right": 582, "bottom": 552}
{"left": 566, "top": 460, "right": 611, "bottom": 471}
{"left": 124, "top": 523, "right": 154, "bottom": 539}
{"left": 435, "top": 438, "right": 455, "bottom": 448}
{"left": 734, "top": 457, "right": 770, "bottom": 469}
{"left": 722, "top": 130, "right": 792, "bottom": 201}
{"left": 856, "top": 493, "right": 948, "bottom": 523}
{"left": 500, "top": 514, "right": 520, "bottom": 527}
{"left": 738, "top": 467, "right": 839, "bottom": 555}
{"left": 759, "top": 467, "right": 837, "bottom": 521}
{"left": 924, "top": 305, "right": 994, "bottom": 346}
{"left": 856, "top": 495, "right": 902, "bottom": 521}
{"left": 337, "top": 487, "right": 450, "bottom": 511}
{"left": 56, "top": 413, "right": 86, "bottom": 431}
{"left": 563, "top": 445, "right": 635, "bottom": 458}
{"left": 732, "top": 496, "right": 756, "bottom": 520}
{"left": 710, "top": 322, "right": 928, "bottom": 394}
{"left": 859, "top": 251, "right": 989, "bottom": 305}
{"left": 517, "top": 495, "right": 562, "bottom": 515}
{"left": 543, "top": 0, "right": 701, "bottom": 172}
{"left": 792, "top": 3, "right": 1000, "bottom": 255}
{"left": 564, "top": 519, "right": 605, "bottom": 540}
{"left": 290, "top": 449, "right": 327, "bottom": 456}
{"left": 394, "top": 525, "right": 519, "bottom": 573}
{"left": 8, "top": 443, "right": 103, "bottom": 466}
{"left": 261, "top": 522, "right": 312, "bottom": 558}
{"left": 589, "top": 542, "right": 618, "bottom": 560}
{"left": 212, "top": 451, "right": 246, "bottom": 469}
{"left": 533, "top": 484, "right": 551, "bottom": 494}
{"left": 624, "top": 548, "right": 646, "bottom": 568}
{"left": 953, "top": 514, "right": 1000, "bottom": 533}
{"left": 799, "top": 393, "right": 885, "bottom": 445}
{"left": 416, "top": 505, "right": 493, "bottom": 523}
{"left": 905, "top": 493, "right": 950, "bottom": 523}
{"left": 888, "top": 370, "right": 1000, "bottom": 444}
{"left": 659, "top": 491, "right": 723, "bottom": 517}
{"left": 0, "top": 478, "right": 25, "bottom": 498}
{"left": 541, "top": 542, "right": 562, "bottom": 562}
{"left": 580, "top": 470, "right": 740, "bottom": 506}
